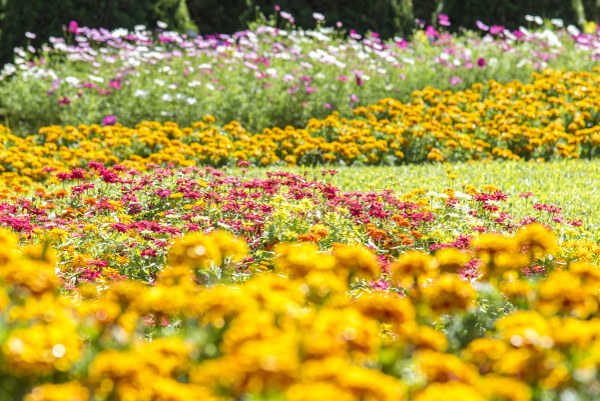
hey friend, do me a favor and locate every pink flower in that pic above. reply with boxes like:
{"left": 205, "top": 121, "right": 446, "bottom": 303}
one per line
{"left": 58, "top": 96, "right": 71, "bottom": 105}
{"left": 68, "top": 20, "right": 79, "bottom": 34}
{"left": 438, "top": 14, "right": 451, "bottom": 27}
{"left": 449, "top": 76, "right": 463, "bottom": 86}
{"left": 476, "top": 20, "right": 489, "bottom": 31}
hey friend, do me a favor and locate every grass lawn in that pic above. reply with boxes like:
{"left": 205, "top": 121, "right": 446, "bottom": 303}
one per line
{"left": 249, "top": 159, "right": 600, "bottom": 236}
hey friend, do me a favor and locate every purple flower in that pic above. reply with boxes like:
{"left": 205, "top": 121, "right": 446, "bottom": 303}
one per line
{"left": 477, "top": 57, "right": 487, "bottom": 68}
{"left": 476, "top": 20, "right": 489, "bottom": 31}
{"left": 102, "top": 115, "right": 117, "bottom": 126}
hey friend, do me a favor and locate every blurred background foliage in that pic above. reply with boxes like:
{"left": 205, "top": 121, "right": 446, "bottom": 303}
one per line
{"left": 0, "top": 0, "right": 598, "bottom": 65}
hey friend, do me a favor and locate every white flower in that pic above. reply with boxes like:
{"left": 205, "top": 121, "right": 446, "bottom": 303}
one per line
{"left": 186, "top": 97, "right": 197, "bottom": 105}
{"left": 567, "top": 25, "right": 581, "bottom": 36}
{"left": 161, "top": 94, "right": 173, "bottom": 102}
{"left": 89, "top": 75, "right": 104, "bottom": 83}
{"left": 312, "top": 12, "right": 325, "bottom": 21}
{"left": 65, "top": 76, "right": 80, "bottom": 85}
{"left": 134, "top": 89, "right": 149, "bottom": 98}
{"left": 551, "top": 18, "right": 564, "bottom": 28}
{"left": 112, "top": 28, "right": 128, "bottom": 38}
{"left": 25, "top": 32, "right": 36, "bottom": 39}
{"left": 1, "top": 63, "right": 16, "bottom": 76}
{"left": 157, "top": 21, "right": 168, "bottom": 29}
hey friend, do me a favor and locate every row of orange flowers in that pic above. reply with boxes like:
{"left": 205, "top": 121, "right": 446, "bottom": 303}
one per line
{"left": 1, "top": 68, "right": 599, "bottom": 186}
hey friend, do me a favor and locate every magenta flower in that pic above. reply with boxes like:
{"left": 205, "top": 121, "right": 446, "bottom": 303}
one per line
{"left": 58, "top": 96, "right": 70, "bottom": 105}
{"left": 102, "top": 115, "right": 117, "bottom": 126}
{"left": 425, "top": 25, "right": 438, "bottom": 39}
{"left": 477, "top": 57, "right": 487, "bottom": 68}
{"left": 67, "top": 20, "right": 79, "bottom": 34}
{"left": 490, "top": 25, "right": 505, "bottom": 35}
{"left": 109, "top": 79, "right": 122, "bottom": 90}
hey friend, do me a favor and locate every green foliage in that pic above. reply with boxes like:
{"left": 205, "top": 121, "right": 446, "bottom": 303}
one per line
{"left": 186, "top": 0, "right": 415, "bottom": 38}
{"left": 435, "top": 0, "right": 585, "bottom": 29}
{"left": 0, "top": 0, "right": 196, "bottom": 64}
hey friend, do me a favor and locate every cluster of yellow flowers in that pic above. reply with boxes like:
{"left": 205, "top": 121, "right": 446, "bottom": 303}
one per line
{"left": 1, "top": 68, "right": 599, "bottom": 186}
{"left": 1, "top": 223, "right": 600, "bottom": 400}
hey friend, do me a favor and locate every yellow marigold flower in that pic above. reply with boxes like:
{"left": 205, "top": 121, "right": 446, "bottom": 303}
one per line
{"left": 3, "top": 320, "right": 82, "bottom": 376}
{"left": 390, "top": 251, "right": 439, "bottom": 288}
{"left": 308, "top": 223, "right": 330, "bottom": 240}
{"left": 301, "top": 270, "right": 348, "bottom": 304}
{"left": 24, "top": 382, "right": 90, "bottom": 401}
{"left": 473, "top": 233, "right": 517, "bottom": 256}
{"left": 416, "top": 350, "right": 480, "bottom": 384}
{"left": 498, "top": 279, "right": 534, "bottom": 305}
{"left": 435, "top": 248, "right": 470, "bottom": 273}
{"left": 462, "top": 338, "right": 508, "bottom": 374}
{"left": 208, "top": 230, "right": 249, "bottom": 263}
{"left": 331, "top": 243, "right": 381, "bottom": 282}
{"left": 301, "top": 307, "right": 380, "bottom": 361}
{"left": 302, "top": 357, "right": 407, "bottom": 401}
{"left": 413, "top": 382, "right": 485, "bottom": 401}
{"left": 568, "top": 261, "right": 600, "bottom": 285}
{"left": 496, "top": 311, "right": 552, "bottom": 347}
{"left": 353, "top": 290, "right": 415, "bottom": 327}
{"left": 0, "top": 287, "right": 9, "bottom": 311}
{"left": 2, "top": 258, "right": 58, "bottom": 295}
{"left": 0, "top": 227, "right": 19, "bottom": 263}
{"left": 478, "top": 375, "right": 532, "bottom": 401}
{"left": 398, "top": 322, "right": 448, "bottom": 351}
{"left": 535, "top": 270, "right": 598, "bottom": 318}
{"left": 284, "top": 382, "right": 354, "bottom": 401}
{"left": 168, "top": 232, "right": 223, "bottom": 269}
{"left": 242, "top": 273, "right": 306, "bottom": 315}
{"left": 419, "top": 273, "right": 476, "bottom": 315}
{"left": 515, "top": 223, "right": 557, "bottom": 256}
{"left": 274, "top": 242, "right": 335, "bottom": 278}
